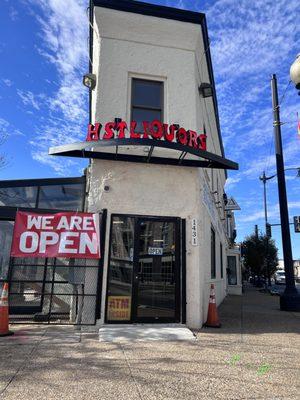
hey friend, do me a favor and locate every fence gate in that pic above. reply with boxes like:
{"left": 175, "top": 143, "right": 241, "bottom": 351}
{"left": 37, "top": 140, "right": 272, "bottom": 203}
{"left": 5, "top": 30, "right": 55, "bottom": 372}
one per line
{"left": 4, "top": 256, "right": 101, "bottom": 326}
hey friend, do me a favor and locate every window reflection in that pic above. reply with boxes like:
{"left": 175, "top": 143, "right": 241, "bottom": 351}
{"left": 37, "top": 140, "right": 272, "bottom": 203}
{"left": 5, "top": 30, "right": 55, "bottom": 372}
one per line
{"left": 0, "top": 187, "right": 37, "bottom": 207}
{"left": 131, "top": 78, "right": 163, "bottom": 133}
{"left": 38, "top": 184, "right": 84, "bottom": 210}
{"left": 107, "top": 217, "right": 134, "bottom": 321}
{"left": 0, "top": 182, "right": 84, "bottom": 211}
{"left": 137, "top": 221, "right": 176, "bottom": 320}
{"left": 227, "top": 256, "right": 237, "bottom": 285}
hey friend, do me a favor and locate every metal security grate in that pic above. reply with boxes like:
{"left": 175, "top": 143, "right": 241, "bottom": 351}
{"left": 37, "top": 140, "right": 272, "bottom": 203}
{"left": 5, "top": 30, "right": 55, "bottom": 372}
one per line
{"left": 1, "top": 256, "right": 101, "bottom": 326}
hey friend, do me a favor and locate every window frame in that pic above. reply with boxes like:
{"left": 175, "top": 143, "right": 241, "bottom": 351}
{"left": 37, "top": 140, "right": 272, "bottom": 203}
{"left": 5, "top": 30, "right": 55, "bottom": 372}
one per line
{"left": 130, "top": 78, "right": 164, "bottom": 125}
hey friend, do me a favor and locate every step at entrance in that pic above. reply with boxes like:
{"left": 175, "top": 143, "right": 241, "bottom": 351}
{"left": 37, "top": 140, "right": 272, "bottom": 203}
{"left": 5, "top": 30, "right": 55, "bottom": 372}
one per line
{"left": 99, "top": 324, "right": 196, "bottom": 342}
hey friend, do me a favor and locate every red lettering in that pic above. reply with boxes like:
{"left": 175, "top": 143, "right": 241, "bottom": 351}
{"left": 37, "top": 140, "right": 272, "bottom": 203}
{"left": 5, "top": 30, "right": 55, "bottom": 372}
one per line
{"left": 117, "top": 121, "right": 127, "bottom": 139}
{"left": 130, "top": 121, "right": 141, "bottom": 138}
{"left": 176, "top": 128, "right": 188, "bottom": 145}
{"left": 164, "top": 124, "right": 177, "bottom": 142}
{"left": 103, "top": 122, "right": 115, "bottom": 140}
{"left": 121, "top": 299, "right": 129, "bottom": 308}
{"left": 85, "top": 121, "right": 207, "bottom": 151}
{"left": 109, "top": 299, "right": 115, "bottom": 308}
{"left": 150, "top": 120, "right": 163, "bottom": 139}
{"left": 198, "top": 134, "right": 207, "bottom": 150}
{"left": 142, "top": 121, "right": 150, "bottom": 138}
{"left": 188, "top": 130, "right": 198, "bottom": 149}
{"left": 86, "top": 123, "right": 101, "bottom": 141}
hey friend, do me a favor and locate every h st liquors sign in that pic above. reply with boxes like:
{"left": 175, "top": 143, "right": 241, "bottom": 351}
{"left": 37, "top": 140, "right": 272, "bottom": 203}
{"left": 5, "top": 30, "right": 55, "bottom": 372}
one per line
{"left": 10, "top": 211, "right": 101, "bottom": 259}
{"left": 86, "top": 119, "right": 207, "bottom": 152}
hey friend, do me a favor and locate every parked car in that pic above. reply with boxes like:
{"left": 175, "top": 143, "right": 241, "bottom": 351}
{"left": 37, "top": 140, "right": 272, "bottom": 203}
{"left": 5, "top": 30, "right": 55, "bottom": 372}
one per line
{"left": 249, "top": 275, "right": 266, "bottom": 287}
{"left": 274, "top": 271, "right": 285, "bottom": 285}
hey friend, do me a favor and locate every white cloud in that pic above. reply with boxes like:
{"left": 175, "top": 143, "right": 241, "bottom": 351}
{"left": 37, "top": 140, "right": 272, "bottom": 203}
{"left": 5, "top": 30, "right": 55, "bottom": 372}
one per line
{"left": 17, "top": 90, "right": 45, "bottom": 111}
{"left": 225, "top": 176, "right": 241, "bottom": 190}
{"left": 9, "top": 7, "right": 18, "bottom": 21}
{"left": 24, "top": 0, "right": 89, "bottom": 174}
{"left": 2, "top": 78, "right": 13, "bottom": 87}
{"left": 0, "top": 117, "right": 24, "bottom": 139}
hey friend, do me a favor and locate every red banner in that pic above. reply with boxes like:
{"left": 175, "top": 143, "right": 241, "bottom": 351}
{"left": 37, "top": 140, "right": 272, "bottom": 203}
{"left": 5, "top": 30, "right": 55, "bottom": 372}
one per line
{"left": 10, "top": 211, "right": 101, "bottom": 259}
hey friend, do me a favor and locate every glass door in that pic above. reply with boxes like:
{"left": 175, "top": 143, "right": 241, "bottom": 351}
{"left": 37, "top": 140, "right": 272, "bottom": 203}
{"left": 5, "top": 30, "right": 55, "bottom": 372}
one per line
{"left": 106, "top": 215, "right": 181, "bottom": 324}
{"left": 132, "top": 218, "right": 180, "bottom": 322}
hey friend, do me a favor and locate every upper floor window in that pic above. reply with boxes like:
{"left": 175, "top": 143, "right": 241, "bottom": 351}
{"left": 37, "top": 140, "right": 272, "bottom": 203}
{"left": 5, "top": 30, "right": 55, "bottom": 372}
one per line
{"left": 131, "top": 78, "right": 163, "bottom": 131}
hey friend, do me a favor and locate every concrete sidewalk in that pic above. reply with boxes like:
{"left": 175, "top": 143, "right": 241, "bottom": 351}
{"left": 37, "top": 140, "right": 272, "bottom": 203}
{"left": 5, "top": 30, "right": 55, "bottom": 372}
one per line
{"left": 0, "top": 286, "right": 299, "bottom": 400}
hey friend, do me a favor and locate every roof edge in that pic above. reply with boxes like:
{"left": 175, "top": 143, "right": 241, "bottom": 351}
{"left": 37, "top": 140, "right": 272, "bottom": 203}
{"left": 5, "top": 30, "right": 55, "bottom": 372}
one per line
{"left": 92, "top": 0, "right": 205, "bottom": 25}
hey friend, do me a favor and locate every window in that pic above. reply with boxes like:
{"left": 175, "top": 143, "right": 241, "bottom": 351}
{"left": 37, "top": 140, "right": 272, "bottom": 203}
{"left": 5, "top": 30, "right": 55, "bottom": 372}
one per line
{"left": 211, "top": 227, "right": 216, "bottom": 279}
{"left": 38, "top": 183, "right": 84, "bottom": 210}
{"left": 0, "top": 181, "right": 85, "bottom": 211}
{"left": 227, "top": 256, "right": 237, "bottom": 285}
{"left": 0, "top": 186, "right": 37, "bottom": 208}
{"left": 131, "top": 78, "right": 163, "bottom": 131}
{"left": 220, "top": 243, "right": 223, "bottom": 279}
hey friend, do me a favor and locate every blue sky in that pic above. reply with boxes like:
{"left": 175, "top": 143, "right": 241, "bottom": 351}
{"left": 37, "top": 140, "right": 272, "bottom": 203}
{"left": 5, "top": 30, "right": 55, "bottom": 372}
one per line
{"left": 0, "top": 0, "right": 300, "bottom": 259}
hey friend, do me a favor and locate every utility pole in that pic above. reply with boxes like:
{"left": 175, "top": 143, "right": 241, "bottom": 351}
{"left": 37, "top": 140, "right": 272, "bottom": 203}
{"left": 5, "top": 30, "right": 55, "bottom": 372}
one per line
{"left": 271, "top": 74, "right": 300, "bottom": 311}
{"left": 255, "top": 224, "right": 258, "bottom": 239}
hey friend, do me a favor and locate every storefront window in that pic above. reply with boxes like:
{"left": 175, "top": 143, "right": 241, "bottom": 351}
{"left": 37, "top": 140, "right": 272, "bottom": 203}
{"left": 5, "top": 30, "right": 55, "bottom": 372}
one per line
{"left": 0, "top": 221, "right": 14, "bottom": 280}
{"left": 131, "top": 78, "right": 163, "bottom": 131}
{"left": 38, "top": 184, "right": 84, "bottom": 210}
{"left": 0, "top": 186, "right": 37, "bottom": 207}
{"left": 227, "top": 256, "right": 237, "bottom": 285}
{"left": 107, "top": 216, "right": 134, "bottom": 322}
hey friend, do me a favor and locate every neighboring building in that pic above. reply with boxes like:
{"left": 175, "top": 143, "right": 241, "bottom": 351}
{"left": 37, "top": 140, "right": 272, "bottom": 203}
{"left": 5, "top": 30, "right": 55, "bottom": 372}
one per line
{"left": 224, "top": 198, "right": 242, "bottom": 295}
{"left": 277, "top": 259, "right": 300, "bottom": 281}
{"left": 0, "top": 0, "right": 239, "bottom": 329}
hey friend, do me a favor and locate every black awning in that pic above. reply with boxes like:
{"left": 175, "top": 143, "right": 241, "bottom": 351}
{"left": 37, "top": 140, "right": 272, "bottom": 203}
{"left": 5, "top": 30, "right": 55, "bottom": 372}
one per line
{"left": 49, "top": 138, "right": 238, "bottom": 170}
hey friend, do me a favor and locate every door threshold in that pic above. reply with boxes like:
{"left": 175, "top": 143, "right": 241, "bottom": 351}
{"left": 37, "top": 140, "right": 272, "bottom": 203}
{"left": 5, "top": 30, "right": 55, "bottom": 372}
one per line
{"left": 99, "top": 324, "right": 195, "bottom": 342}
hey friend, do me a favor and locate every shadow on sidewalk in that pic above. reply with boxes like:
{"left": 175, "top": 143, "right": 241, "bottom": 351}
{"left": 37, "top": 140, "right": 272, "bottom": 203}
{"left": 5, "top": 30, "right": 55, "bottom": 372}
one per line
{"left": 200, "top": 284, "right": 300, "bottom": 336}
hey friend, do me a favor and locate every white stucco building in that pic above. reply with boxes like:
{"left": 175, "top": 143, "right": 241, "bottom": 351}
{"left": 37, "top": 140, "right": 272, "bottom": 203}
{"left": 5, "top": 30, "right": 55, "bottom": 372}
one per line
{"left": 50, "top": 0, "right": 240, "bottom": 329}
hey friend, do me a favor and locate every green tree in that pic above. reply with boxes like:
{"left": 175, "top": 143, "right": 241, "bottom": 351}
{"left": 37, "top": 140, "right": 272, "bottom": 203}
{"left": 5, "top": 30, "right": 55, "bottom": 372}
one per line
{"left": 242, "top": 233, "right": 278, "bottom": 279}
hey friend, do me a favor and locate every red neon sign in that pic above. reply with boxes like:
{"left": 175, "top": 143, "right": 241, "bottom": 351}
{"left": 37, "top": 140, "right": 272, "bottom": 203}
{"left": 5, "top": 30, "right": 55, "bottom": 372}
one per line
{"left": 86, "top": 120, "right": 207, "bottom": 151}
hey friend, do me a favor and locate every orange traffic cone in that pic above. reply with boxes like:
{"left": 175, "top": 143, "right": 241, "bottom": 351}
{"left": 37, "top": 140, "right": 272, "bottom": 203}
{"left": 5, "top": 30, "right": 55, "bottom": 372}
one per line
{"left": 0, "top": 282, "right": 14, "bottom": 337}
{"left": 204, "top": 284, "right": 221, "bottom": 328}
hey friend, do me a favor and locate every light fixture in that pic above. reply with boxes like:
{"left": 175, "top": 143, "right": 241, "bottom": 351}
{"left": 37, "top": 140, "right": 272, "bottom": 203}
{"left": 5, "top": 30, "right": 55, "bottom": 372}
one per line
{"left": 83, "top": 73, "right": 97, "bottom": 90}
{"left": 199, "top": 82, "right": 213, "bottom": 98}
{"left": 290, "top": 54, "right": 300, "bottom": 91}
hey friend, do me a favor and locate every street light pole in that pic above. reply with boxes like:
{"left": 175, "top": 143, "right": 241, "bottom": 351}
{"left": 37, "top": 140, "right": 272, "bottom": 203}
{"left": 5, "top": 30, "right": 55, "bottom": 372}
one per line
{"left": 271, "top": 74, "right": 300, "bottom": 311}
{"left": 259, "top": 171, "right": 271, "bottom": 286}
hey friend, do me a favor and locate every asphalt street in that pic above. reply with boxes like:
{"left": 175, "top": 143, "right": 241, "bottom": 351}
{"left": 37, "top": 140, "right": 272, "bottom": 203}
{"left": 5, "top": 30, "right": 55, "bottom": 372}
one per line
{"left": 270, "top": 282, "right": 300, "bottom": 295}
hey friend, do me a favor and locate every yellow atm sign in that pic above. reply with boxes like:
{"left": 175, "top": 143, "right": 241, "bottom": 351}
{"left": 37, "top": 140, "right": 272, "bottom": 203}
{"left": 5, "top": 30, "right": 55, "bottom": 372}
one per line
{"left": 107, "top": 296, "right": 131, "bottom": 321}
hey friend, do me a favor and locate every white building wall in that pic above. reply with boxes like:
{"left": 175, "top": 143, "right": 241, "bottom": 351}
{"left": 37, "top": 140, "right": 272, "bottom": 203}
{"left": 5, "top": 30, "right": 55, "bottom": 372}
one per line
{"left": 87, "top": 6, "right": 229, "bottom": 328}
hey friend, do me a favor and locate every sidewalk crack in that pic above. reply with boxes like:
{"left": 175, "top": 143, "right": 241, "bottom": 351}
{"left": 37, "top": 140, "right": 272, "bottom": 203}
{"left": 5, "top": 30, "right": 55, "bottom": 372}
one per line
{"left": 120, "top": 344, "right": 143, "bottom": 400}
